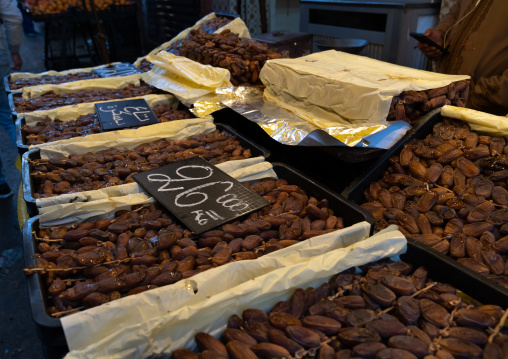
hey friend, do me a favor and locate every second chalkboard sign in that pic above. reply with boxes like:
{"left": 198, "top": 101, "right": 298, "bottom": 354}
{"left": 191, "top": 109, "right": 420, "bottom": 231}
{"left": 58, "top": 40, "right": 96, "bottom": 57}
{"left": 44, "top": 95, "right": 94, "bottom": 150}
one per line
{"left": 93, "top": 63, "right": 144, "bottom": 78}
{"left": 95, "top": 98, "right": 160, "bottom": 131}
{"left": 133, "top": 156, "right": 270, "bottom": 234}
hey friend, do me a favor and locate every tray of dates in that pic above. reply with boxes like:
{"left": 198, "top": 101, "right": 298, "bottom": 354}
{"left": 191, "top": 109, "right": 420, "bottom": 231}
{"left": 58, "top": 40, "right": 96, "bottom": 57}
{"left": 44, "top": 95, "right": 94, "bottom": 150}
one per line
{"left": 161, "top": 253, "right": 507, "bottom": 359}
{"left": 6, "top": 68, "right": 100, "bottom": 93}
{"left": 22, "top": 123, "right": 270, "bottom": 216}
{"left": 8, "top": 75, "right": 158, "bottom": 117}
{"left": 342, "top": 109, "right": 508, "bottom": 300}
{"left": 15, "top": 94, "right": 193, "bottom": 153}
{"left": 23, "top": 163, "right": 374, "bottom": 356}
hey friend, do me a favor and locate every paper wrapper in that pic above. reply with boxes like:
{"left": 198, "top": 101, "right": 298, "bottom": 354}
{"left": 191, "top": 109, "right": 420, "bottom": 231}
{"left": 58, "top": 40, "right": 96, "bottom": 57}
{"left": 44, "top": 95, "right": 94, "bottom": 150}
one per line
{"left": 8, "top": 62, "right": 124, "bottom": 93}
{"left": 20, "top": 74, "right": 145, "bottom": 100}
{"left": 63, "top": 225, "right": 406, "bottom": 358}
{"left": 442, "top": 105, "right": 508, "bottom": 136}
{"left": 257, "top": 51, "right": 470, "bottom": 147}
{"left": 215, "top": 86, "right": 412, "bottom": 149}
{"left": 143, "top": 51, "right": 233, "bottom": 105}
{"left": 133, "top": 13, "right": 251, "bottom": 68}
{"left": 37, "top": 157, "right": 275, "bottom": 225}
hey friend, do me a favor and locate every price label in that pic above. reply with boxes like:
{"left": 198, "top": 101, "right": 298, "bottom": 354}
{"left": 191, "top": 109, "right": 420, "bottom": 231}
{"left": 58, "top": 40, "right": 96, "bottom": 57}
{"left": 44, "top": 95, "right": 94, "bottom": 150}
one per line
{"left": 133, "top": 156, "right": 270, "bottom": 234}
{"left": 95, "top": 98, "right": 159, "bottom": 131}
{"left": 93, "top": 63, "right": 143, "bottom": 78}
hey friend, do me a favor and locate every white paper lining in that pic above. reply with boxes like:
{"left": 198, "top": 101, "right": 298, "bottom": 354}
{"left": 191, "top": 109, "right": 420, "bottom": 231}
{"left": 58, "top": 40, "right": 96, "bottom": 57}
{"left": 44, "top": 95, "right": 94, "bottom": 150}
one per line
{"left": 259, "top": 51, "right": 470, "bottom": 146}
{"left": 143, "top": 51, "right": 232, "bottom": 104}
{"left": 21, "top": 74, "right": 143, "bottom": 99}
{"left": 63, "top": 225, "right": 406, "bottom": 358}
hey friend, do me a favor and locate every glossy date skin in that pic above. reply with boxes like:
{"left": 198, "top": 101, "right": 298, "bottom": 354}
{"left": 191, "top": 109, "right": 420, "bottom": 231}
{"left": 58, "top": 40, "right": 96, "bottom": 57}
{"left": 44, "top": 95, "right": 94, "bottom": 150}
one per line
{"left": 361, "top": 117, "right": 508, "bottom": 289}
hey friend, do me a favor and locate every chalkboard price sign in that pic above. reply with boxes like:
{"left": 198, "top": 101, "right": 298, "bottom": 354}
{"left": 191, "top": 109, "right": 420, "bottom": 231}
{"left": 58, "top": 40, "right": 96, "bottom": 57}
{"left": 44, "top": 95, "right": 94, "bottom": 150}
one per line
{"left": 95, "top": 98, "right": 159, "bottom": 130}
{"left": 133, "top": 156, "right": 270, "bottom": 234}
{"left": 93, "top": 63, "right": 143, "bottom": 78}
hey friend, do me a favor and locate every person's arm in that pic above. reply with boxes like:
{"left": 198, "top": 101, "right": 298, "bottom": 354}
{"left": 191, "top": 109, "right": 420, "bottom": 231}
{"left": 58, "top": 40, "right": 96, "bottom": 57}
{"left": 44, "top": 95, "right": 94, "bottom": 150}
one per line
{"left": 0, "top": 0, "right": 23, "bottom": 70}
{"left": 418, "top": 1, "right": 461, "bottom": 59}
{"left": 467, "top": 69, "right": 508, "bottom": 115}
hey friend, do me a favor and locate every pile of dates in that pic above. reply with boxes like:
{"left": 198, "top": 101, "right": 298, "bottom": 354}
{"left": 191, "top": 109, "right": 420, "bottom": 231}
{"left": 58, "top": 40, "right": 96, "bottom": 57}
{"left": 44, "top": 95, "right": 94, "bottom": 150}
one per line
{"left": 8, "top": 71, "right": 100, "bottom": 91}
{"left": 169, "top": 260, "right": 508, "bottom": 359}
{"left": 30, "top": 129, "right": 253, "bottom": 198}
{"left": 25, "top": 178, "right": 345, "bottom": 314}
{"left": 14, "top": 83, "right": 158, "bottom": 113}
{"left": 168, "top": 29, "right": 283, "bottom": 86}
{"left": 137, "top": 17, "right": 233, "bottom": 72}
{"left": 388, "top": 81, "right": 469, "bottom": 125}
{"left": 22, "top": 104, "right": 193, "bottom": 145}
{"left": 361, "top": 117, "right": 508, "bottom": 288}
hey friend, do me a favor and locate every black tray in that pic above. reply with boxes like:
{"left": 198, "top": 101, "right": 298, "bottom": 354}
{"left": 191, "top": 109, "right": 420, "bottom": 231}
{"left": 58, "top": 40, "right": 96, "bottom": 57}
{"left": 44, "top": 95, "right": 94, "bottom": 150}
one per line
{"left": 15, "top": 100, "right": 201, "bottom": 155}
{"left": 22, "top": 123, "right": 271, "bottom": 216}
{"left": 23, "top": 163, "right": 374, "bottom": 358}
{"left": 341, "top": 110, "right": 508, "bottom": 304}
{"left": 212, "top": 108, "right": 441, "bottom": 195}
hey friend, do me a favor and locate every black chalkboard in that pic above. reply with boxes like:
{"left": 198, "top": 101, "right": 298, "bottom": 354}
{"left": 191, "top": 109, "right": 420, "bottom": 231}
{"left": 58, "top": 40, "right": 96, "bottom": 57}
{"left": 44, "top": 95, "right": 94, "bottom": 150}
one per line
{"left": 95, "top": 98, "right": 159, "bottom": 130}
{"left": 93, "top": 63, "right": 143, "bottom": 78}
{"left": 133, "top": 156, "right": 270, "bottom": 234}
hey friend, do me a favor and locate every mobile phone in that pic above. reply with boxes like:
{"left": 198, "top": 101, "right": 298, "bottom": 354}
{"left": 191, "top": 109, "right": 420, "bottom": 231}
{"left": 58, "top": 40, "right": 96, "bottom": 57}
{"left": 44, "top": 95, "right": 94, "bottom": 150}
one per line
{"left": 410, "top": 32, "right": 449, "bottom": 55}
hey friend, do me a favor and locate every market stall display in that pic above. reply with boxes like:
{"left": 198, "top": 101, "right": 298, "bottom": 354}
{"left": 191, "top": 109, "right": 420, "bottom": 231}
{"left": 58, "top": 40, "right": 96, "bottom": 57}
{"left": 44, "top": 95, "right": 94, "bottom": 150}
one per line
{"left": 169, "top": 258, "right": 508, "bottom": 358}
{"left": 344, "top": 110, "right": 508, "bottom": 291}
{"left": 23, "top": 162, "right": 374, "bottom": 357}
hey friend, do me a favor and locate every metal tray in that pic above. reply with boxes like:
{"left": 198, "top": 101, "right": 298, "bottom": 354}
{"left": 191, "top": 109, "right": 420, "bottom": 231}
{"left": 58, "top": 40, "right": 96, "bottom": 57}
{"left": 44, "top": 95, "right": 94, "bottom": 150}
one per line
{"left": 341, "top": 111, "right": 508, "bottom": 304}
{"left": 4, "top": 74, "right": 11, "bottom": 93}
{"left": 22, "top": 123, "right": 271, "bottom": 216}
{"left": 23, "top": 163, "right": 374, "bottom": 358}
{"left": 15, "top": 101, "right": 199, "bottom": 155}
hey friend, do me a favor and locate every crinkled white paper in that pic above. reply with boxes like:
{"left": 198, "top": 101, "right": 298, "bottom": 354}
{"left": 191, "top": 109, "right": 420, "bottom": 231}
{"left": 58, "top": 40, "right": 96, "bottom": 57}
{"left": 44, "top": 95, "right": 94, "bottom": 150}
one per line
{"left": 143, "top": 51, "right": 232, "bottom": 104}
{"left": 441, "top": 105, "right": 508, "bottom": 136}
{"left": 38, "top": 157, "right": 276, "bottom": 225}
{"left": 9, "top": 62, "right": 124, "bottom": 93}
{"left": 133, "top": 13, "right": 251, "bottom": 68}
{"left": 63, "top": 225, "right": 406, "bottom": 358}
{"left": 21, "top": 74, "right": 143, "bottom": 99}
{"left": 259, "top": 51, "right": 470, "bottom": 146}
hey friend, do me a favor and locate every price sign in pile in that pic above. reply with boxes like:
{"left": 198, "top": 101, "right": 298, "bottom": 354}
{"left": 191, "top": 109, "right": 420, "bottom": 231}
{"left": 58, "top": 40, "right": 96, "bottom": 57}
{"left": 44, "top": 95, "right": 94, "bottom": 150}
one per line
{"left": 133, "top": 156, "right": 270, "bottom": 234}
{"left": 95, "top": 98, "right": 159, "bottom": 130}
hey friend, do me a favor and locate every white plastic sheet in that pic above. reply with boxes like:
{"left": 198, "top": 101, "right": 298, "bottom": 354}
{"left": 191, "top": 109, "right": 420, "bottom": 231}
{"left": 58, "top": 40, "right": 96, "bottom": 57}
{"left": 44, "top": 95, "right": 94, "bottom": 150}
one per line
{"left": 63, "top": 225, "right": 406, "bottom": 358}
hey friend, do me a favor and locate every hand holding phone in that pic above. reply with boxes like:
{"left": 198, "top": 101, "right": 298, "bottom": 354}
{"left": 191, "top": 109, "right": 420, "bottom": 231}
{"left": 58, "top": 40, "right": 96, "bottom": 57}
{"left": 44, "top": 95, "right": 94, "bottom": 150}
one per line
{"left": 411, "top": 31, "right": 449, "bottom": 57}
